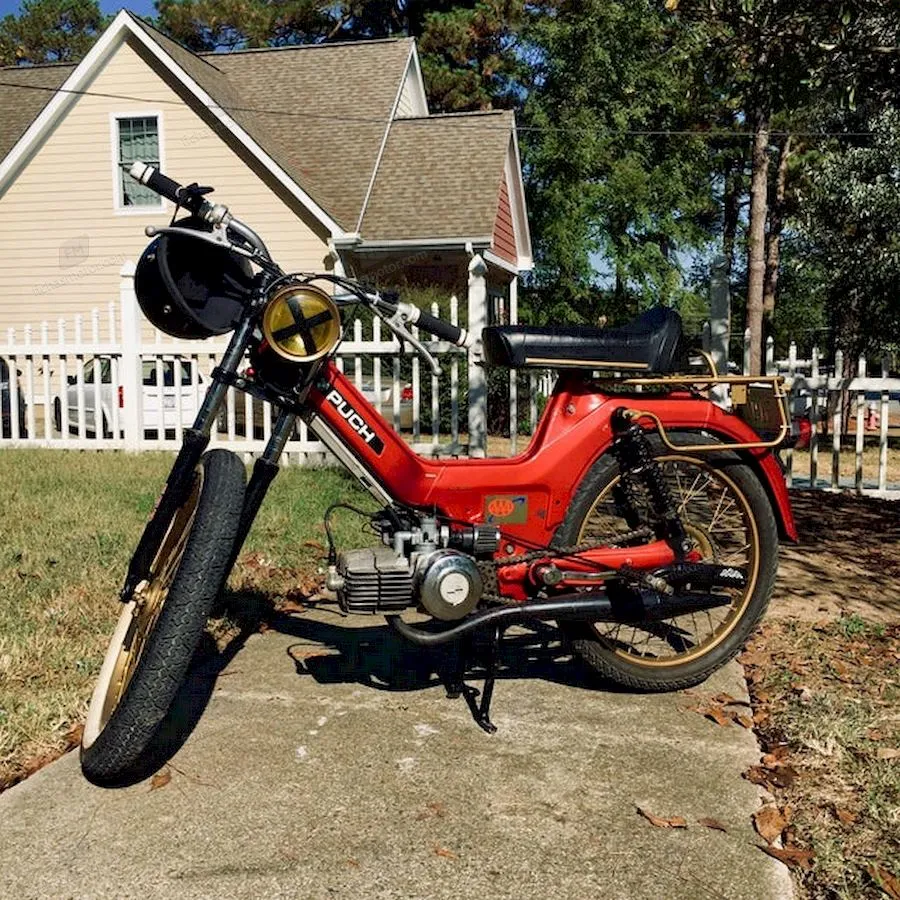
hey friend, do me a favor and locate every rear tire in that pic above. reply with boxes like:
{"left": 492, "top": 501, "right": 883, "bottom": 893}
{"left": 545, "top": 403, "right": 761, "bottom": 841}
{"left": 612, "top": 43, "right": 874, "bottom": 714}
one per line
{"left": 81, "top": 449, "right": 245, "bottom": 784}
{"left": 556, "top": 434, "right": 778, "bottom": 692}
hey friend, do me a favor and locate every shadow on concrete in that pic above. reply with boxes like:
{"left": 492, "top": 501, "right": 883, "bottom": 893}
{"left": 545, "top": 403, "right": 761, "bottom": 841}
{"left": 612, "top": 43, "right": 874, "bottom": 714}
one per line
{"left": 110, "top": 587, "right": 625, "bottom": 785}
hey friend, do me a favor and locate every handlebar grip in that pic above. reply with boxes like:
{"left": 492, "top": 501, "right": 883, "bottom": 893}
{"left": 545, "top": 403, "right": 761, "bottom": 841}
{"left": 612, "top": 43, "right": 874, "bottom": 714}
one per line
{"left": 128, "top": 162, "right": 205, "bottom": 213}
{"left": 415, "top": 308, "right": 467, "bottom": 346}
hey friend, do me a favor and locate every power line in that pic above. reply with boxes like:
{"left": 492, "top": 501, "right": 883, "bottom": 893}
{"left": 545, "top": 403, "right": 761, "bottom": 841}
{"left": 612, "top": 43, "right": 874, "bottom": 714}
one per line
{"left": 0, "top": 78, "right": 881, "bottom": 140}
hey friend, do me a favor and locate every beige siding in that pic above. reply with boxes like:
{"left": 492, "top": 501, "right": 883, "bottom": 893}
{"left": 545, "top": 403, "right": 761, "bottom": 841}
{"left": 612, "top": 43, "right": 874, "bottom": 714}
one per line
{"left": 0, "top": 38, "right": 331, "bottom": 336}
{"left": 395, "top": 61, "right": 426, "bottom": 119}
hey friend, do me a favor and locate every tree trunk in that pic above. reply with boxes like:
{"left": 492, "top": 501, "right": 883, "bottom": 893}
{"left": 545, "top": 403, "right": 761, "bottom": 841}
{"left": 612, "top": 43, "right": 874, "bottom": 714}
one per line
{"left": 722, "top": 155, "right": 743, "bottom": 278}
{"left": 763, "top": 135, "right": 792, "bottom": 320}
{"left": 746, "top": 114, "right": 770, "bottom": 375}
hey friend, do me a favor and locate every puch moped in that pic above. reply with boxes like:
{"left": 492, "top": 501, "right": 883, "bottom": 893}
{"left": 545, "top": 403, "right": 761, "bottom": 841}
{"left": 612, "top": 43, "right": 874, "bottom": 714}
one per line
{"left": 81, "top": 163, "right": 796, "bottom": 784}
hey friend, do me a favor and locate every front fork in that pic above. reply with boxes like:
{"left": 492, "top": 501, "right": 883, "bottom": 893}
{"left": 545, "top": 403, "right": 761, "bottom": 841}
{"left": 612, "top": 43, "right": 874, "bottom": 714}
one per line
{"left": 120, "top": 317, "right": 295, "bottom": 601}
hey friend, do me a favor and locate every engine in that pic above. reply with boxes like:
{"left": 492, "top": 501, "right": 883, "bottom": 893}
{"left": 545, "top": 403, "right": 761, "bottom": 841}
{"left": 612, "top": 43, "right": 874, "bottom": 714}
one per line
{"left": 326, "top": 516, "right": 499, "bottom": 621}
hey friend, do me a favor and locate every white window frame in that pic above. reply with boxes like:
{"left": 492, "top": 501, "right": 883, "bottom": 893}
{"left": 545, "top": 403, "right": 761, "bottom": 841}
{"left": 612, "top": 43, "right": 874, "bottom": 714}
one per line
{"left": 109, "top": 110, "right": 167, "bottom": 214}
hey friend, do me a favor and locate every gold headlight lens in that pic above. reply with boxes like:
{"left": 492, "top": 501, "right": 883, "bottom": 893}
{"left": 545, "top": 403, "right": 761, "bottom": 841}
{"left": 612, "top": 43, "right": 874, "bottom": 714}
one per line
{"left": 261, "top": 284, "right": 341, "bottom": 362}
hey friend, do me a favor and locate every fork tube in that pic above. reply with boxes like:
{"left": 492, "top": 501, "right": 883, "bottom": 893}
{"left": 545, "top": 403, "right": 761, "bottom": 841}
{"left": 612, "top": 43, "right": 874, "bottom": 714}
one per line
{"left": 231, "top": 410, "right": 297, "bottom": 565}
{"left": 193, "top": 315, "right": 257, "bottom": 434}
{"left": 121, "top": 316, "right": 257, "bottom": 602}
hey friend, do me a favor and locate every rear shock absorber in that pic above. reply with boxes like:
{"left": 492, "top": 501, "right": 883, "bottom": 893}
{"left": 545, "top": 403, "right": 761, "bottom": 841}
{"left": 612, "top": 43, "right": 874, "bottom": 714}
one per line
{"left": 610, "top": 408, "right": 692, "bottom": 556}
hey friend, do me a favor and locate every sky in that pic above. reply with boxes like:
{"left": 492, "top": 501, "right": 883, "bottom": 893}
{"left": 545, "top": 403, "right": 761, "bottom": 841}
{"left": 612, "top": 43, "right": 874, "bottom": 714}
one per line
{"left": 0, "top": 0, "right": 156, "bottom": 18}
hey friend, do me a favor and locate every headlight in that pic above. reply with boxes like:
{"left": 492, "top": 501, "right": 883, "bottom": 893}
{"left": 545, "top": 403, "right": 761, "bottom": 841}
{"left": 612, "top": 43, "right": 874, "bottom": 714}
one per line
{"left": 261, "top": 284, "right": 341, "bottom": 362}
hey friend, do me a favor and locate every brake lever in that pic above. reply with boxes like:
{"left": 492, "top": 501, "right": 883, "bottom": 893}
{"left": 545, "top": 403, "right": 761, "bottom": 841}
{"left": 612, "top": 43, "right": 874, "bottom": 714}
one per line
{"left": 144, "top": 225, "right": 262, "bottom": 264}
{"left": 382, "top": 309, "right": 441, "bottom": 376}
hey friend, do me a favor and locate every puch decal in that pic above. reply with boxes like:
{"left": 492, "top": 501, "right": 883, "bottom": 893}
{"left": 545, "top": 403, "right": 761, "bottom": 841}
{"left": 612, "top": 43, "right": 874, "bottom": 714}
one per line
{"left": 485, "top": 494, "right": 528, "bottom": 524}
{"left": 326, "top": 388, "right": 385, "bottom": 454}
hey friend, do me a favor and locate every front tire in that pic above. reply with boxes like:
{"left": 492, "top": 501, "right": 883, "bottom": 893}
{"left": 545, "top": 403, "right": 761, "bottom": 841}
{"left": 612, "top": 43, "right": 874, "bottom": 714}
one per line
{"left": 81, "top": 449, "right": 246, "bottom": 784}
{"left": 556, "top": 435, "right": 779, "bottom": 692}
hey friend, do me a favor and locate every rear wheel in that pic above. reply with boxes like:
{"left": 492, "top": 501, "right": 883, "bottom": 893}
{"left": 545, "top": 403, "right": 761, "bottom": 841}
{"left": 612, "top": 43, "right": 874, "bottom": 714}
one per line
{"left": 556, "top": 435, "right": 778, "bottom": 691}
{"left": 81, "top": 449, "right": 245, "bottom": 784}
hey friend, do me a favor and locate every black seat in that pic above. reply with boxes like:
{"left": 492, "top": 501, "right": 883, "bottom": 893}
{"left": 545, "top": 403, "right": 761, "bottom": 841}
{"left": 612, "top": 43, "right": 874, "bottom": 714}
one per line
{"left": 482, "top": 306, "right": 685, "bottom": 373}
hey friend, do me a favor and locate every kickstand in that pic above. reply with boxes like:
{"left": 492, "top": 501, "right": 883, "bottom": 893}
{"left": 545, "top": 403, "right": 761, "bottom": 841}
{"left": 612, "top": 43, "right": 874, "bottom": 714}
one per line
{"left": 444, "top": 625, "right": 504, "bottom": 734}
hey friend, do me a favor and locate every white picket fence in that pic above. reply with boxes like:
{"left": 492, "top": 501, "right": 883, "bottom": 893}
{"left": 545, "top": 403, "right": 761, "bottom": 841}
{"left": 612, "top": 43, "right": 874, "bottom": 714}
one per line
{"left": 722, "top": 329, "right": 900, "bottom": 499}
{"left": 2, "top": 282, "right": 897, "bottom": 497}
{"left": 0, "top": 268, "right": 485, "bottom": 463}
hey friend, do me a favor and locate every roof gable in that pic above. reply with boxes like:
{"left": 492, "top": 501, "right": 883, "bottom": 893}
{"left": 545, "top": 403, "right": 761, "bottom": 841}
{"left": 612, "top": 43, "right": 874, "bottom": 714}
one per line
{"left": 357, "top": 109, "right": 532, "bottom": 270}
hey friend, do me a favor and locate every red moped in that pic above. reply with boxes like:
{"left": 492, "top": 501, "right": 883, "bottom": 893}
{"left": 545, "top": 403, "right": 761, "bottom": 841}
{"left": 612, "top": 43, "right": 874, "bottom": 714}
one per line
{"left": 81, "top": 165, "right": 796, "bottom": 784}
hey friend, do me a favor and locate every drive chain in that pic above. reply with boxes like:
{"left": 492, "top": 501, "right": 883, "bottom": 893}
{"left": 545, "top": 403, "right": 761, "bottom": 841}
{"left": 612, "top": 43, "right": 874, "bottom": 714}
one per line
{"left": 478, "top": 526, "right": 655, "bottom": 604}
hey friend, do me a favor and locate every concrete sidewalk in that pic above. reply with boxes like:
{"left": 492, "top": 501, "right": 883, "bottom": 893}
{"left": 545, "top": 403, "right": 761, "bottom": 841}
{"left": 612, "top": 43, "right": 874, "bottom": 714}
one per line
{"left": 0, "top": 607, "right": 791, "bottom": 900}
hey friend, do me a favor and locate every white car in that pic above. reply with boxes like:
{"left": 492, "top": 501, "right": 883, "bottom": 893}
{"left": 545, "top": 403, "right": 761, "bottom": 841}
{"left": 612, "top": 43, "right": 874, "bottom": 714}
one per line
{"left": 55, "top": 357, "right": 206, "bottom": 437}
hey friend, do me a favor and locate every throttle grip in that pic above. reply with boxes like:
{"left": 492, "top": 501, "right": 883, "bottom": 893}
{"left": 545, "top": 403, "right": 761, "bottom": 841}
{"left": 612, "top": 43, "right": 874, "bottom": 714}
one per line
{"left": 414, "top": 308, "right": 468, "bottom": 346}
{"left": 128, "top": 162, "right": 206, "bottom": 214}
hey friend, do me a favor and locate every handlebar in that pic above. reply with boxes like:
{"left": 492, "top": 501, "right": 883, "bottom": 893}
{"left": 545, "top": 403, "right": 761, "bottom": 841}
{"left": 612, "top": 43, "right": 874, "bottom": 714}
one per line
{"left": 130, "top": 162, "right": 206, "bottom": 214}
{"left": 410, "top": 307, "right": 469, "bottom": 347}
{"left": 131, "top": 163, "right": 470, "bottom": 349}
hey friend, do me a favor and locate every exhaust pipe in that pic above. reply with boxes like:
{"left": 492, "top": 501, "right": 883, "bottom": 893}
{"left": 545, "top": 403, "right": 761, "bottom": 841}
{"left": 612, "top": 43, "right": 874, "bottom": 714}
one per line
{"left": 387, "top": 589, "right": 730, "bottom": 647}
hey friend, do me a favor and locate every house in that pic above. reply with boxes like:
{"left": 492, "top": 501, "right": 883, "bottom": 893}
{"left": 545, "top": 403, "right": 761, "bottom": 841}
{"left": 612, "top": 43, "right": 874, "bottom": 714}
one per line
{"left": 0, "top": 10, "right": 531, "bottom": 336}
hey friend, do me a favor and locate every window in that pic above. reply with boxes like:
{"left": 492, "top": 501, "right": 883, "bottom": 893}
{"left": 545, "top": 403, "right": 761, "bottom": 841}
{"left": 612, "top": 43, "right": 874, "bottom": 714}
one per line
{"left": 116, "top": 116, "right": 161, "bottom": 208}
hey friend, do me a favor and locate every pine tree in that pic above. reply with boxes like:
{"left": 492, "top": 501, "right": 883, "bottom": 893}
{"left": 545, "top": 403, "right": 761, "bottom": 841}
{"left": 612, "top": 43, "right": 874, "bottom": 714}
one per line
{"left": 0, "top": 0, "right": 108, "bottom": 66}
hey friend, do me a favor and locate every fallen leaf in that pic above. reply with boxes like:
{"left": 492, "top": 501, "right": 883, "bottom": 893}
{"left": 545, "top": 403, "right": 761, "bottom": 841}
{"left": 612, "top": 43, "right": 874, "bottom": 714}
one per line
{"left": 868, "top": 865, "right": 900, "bottom": 900}
{"left": 712, "top": 691, "right": 751, "bottom": 708}
{"left": 739, "top": 648, "right": 770, "bottom": 667}
{"left": 433, "top": 846, "right": 457, "bottom": 860}
{"left": 796, "top": 685, "right": 814, "bottom": 704}
{"left": 149, "top": 770, "right": 171, "bottom": 791}
{"left": 744, "top": 764, "right": 797, "bottom": 790}
{"left": 664, "top": 0, "right": 680, "bottom": 12}
{"left": 758, "top": 845, "right": 814, "bottom": 870}
{"left": 303, "top": 540, "right": 326, "bottom": 552}
{"left": 346, "top": 859, "right": 360, "bottom": 868}
{"left": 637, "top": 807, "right": 688, "bottom": 829}
{"left": 835, "top": 807, "right": 858, "bottom": 826}
{"left": 704, "top": 706, "right": 732, "bottom": 727}
{"left": 278, "top": 599, "right": 308, "bottom": 615}
{"left": 867, "top": 728, "right": 885, "bottom": 742}
{"left": 761, "top": 746, "right": 790, "bottom": 766}
{"left": 63, "top": 722, "right": 84, "bottom": 749}
{"left": 697, "top": 817, "right": 728, "bottom": 833}
{"left": 877, "top": 748, "right": 900, "bottom": 761}
{"left": 734, "top": 713, "right": 755, "bottom": 729}
{"left": 753, "top": 805, "right": 788, "bottom": 844}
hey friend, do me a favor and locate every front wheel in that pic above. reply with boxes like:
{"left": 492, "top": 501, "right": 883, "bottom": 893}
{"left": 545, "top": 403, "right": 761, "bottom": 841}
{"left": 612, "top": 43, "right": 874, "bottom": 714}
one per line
{"left": 81, "top": 449, "right": 246, "bottom": 784}
{"left": 556, "top": 435, "right": 779, "bottom": 692}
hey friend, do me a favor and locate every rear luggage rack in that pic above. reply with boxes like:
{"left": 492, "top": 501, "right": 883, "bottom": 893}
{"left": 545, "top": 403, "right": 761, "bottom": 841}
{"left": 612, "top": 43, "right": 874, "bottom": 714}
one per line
{"left": 598, "top": 351, "right": 790, "bottom": 453}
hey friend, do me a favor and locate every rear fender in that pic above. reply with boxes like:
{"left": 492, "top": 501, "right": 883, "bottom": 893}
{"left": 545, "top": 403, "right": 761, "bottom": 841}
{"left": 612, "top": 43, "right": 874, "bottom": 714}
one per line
{"left": 641, "top": 399, "right": 797, "bottom": 542}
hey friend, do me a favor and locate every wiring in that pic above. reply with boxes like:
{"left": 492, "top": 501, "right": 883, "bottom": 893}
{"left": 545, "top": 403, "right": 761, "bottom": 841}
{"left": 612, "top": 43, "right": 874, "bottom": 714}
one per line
{"left": 0, "top": 78, "right": 882, "bottom": 140}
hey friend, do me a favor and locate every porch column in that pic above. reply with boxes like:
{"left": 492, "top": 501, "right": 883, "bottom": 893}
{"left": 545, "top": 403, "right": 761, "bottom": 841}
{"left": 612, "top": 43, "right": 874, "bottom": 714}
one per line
{"left": 709, "top": 255, "right": 731, "bottom": 407}
{"left": 467, "top": 254, "right": 488, "bottom": 458}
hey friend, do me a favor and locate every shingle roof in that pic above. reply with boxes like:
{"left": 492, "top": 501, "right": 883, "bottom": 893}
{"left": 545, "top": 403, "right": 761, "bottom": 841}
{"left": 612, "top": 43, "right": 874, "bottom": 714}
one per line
{"left": 0, "top": 19, "right": 521, "bottom": 250}
{"left": 206, "top": 39, "right": 412, "bottom": 231}
{"left": 0, "top": 63, "right": 76, "bottom": 160}
{"left": 359, "top": 110, "right": 514, "bottom": 242}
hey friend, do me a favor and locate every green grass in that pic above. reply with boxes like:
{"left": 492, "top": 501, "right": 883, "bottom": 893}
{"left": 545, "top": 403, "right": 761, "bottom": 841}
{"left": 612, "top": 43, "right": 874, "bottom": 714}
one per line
{"left": 0, "top": 448, "right": 367, "bottom": 788}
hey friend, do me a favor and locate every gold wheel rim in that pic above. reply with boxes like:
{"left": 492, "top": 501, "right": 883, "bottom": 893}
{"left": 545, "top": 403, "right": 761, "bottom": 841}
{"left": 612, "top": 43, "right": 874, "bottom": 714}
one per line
{"left": 577, "top": 455, "right": 760, "bottom": 667}
{"left": 98, "top": 469, "right": 204, "bottom": 730}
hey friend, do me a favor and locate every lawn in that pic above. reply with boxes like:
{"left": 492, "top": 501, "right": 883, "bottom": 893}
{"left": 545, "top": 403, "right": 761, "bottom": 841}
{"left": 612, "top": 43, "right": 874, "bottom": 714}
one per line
{"left": 0, "top": 448, "right": 367, "bottom": 790}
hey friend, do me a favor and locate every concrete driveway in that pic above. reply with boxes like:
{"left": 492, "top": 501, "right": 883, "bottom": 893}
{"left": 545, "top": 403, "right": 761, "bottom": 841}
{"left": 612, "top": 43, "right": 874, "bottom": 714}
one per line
{"left": 0, "top": 605, "right": 791, "bottom": 899}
